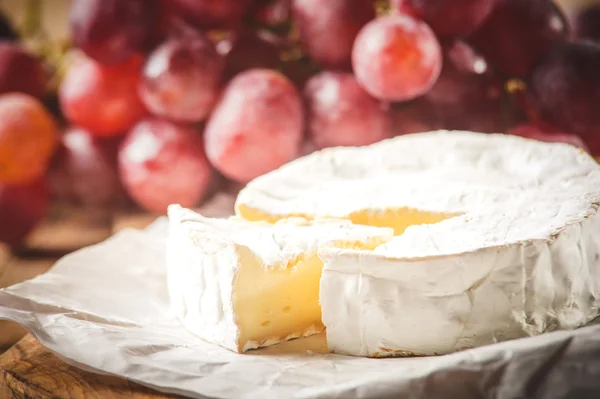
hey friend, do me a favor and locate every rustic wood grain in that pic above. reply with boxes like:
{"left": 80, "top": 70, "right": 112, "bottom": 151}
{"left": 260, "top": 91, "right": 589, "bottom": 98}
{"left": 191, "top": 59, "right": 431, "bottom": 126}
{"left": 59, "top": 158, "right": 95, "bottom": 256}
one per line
{"left": 0, "top": 335, "right": 182, "bottom": 399}
{"left": 0, "top": 192, "right": 236, "bottom": 397}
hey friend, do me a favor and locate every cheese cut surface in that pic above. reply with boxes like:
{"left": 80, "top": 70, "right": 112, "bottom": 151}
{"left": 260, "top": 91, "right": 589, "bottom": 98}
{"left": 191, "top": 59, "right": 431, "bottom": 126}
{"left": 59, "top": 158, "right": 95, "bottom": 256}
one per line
{"left": 235, "top": 130, "right": 600, "bottom": 357}
{"left": 166, "top": 205, "right": 392, "bottom": 353}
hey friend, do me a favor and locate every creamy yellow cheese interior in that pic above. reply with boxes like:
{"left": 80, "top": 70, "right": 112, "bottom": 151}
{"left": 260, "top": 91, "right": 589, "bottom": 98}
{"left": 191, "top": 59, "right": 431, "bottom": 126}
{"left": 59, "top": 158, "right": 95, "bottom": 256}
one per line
{"left": 232, "top": 238, "right": 386, "bottom": 352}
{"left": 237, "top": 205, "right": 460, "bottom": 235}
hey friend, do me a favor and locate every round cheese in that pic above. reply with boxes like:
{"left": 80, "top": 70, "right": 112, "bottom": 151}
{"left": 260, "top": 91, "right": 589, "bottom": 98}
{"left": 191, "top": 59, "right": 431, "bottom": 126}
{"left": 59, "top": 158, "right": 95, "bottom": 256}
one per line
{"left": 235, "top": 130, "right": 600, "bottom": 356}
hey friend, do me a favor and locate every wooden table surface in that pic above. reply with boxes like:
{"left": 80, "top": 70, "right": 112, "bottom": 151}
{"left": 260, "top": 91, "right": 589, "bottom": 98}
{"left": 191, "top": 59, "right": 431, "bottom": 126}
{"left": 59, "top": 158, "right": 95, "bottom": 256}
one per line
{"left": 0, "top": 192, "right": 236, "bottom": 398}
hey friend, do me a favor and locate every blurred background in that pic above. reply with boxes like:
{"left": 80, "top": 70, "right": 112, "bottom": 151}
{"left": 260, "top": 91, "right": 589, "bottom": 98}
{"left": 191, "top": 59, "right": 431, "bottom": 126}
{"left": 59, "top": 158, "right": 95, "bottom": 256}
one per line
{"left": 1, "top": 0, "right": 600, "bottom": 350}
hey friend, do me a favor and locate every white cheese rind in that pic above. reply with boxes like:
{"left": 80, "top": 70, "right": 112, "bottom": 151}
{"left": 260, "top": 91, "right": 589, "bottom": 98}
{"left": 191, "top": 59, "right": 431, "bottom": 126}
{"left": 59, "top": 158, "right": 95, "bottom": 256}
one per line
{"left": 320, "top": 209, "right": 600, "bottom": 356}
{"left": 166, "top": 207, "right": 240, "bottom": 352}
{"left": 236, "top": 130, "right": 600, "bottom": 356}
{"left": 166, "top": 205, "right": 393, "bottom": 352}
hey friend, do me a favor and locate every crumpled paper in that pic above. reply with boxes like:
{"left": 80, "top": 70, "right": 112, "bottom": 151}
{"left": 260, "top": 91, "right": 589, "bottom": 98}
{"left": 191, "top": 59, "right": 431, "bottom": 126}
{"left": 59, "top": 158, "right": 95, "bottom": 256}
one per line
{"left": 1, "top": 219, "right": 600, "bottom": 399}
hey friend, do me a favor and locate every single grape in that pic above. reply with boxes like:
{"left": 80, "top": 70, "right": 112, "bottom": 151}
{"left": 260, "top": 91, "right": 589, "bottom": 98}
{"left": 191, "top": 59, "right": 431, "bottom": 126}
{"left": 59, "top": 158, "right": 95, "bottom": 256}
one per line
{"left": 220, "top": 30, "right": 281, "bottom": 80}
{"left": 574, "top": 5, "right": 600, "bottom": 43}
{"left": 139, "top": 35, "right": 224, "bottom": 123}
{"left": 0, "top": 93, "right": 57, "bottom": 184}
{"left": 528, "top": 41, "right": 600, "bottom": 141}
{"left": 118, "top": 118, "right": 213, "bottom": 213}
{"left": 171, "top": 0, "right": 253, "bottom": 29}
{"left": 0, "top": 42, "right": 46, "bottom": 99}
{"left": 59, "top": 54, "right": 147, "bottom": 137}
{"left": 304, "top": 71, "right": 391, "bottom": 149}
{"left": 508, "top": 122, "right": 589, "bottom": 151}
{"left": 292, "top": 0, "right": 374, "bottom": 70}
{"left": 70, "top": 0, "right": 158, "bottom": 64}
{"left": 469, "top": 0, "right": 569, "bottom": 77}
{"left": 0, "top": 178, "right": 48, "bottom": 248}
{"left": 352, "top": 15, "right": 442, "bottom": 101}
{"left": 204, "top": 69, "right": 303, "bottom": 183}
{"left": 391, "top": 0, "right": 494, "bottom": 38}
{"left": 49, "top": 127, "right": 128, "bottom": 210}
{"left": 252, "top": 0, "right": 292, "bottom": 31}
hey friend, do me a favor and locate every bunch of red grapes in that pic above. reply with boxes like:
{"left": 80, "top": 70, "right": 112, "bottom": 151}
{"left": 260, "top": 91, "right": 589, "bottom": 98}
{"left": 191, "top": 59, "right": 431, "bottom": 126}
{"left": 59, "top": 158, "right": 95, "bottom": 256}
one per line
{"left": 1, "top": 0, "right": 600, "bottom": 248}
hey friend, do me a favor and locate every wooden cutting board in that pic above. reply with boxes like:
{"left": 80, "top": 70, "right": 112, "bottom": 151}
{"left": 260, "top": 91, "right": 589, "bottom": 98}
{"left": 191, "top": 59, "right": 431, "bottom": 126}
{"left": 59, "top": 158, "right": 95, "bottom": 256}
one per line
{"left": 0, "top": 335, "right": 182, "bottom": 398}
{"left": 0, "top": 192, "right": 236, "bottom": 398}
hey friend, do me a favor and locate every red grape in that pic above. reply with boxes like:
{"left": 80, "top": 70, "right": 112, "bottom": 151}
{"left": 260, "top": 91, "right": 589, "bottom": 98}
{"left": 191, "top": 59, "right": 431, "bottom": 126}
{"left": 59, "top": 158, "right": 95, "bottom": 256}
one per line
{"left": 0, "top": 42, "right": 46, "bottom": 99}
{"left": 49, "top": 127, "right": 127, "bottom": 210}
{"left": 425, "top": 40, "right": 502, "bottom": 108}
{"left": 170, "top": 0, "right": 253, "bottom": 29}
{"left": 391, "top": 0, "right": 494, "bottom": 38}
{"left": 0, "top": 93, "right": 57, "bottom": 184}
{"left": 304, "top": 71, "right": 391, "bottom": 149}
{"left": 204, "top": 69, "right": 303, "bottom": 183}
{"left": 292, "top": 0, "right": 375, "bottom": 70}
{"left": 422, "top": 40, "right": 509, "bottom": 133}
{"left": 508, "top": 122, "right": 589, "bottom": 151}
{"left": 574, "top": 5, "right": 600, "bottom": 43}
{"left": 118, "top": 118, "right": 213, "bottom": 213}
{"left": 528, "top": 41, "right": 600, "bottom": 143}
{"left": 469, "top": 0, "right": 569, "bottom": 77}
{"left": 139, "top": 35, "right": 224, "bottom": 123}
{"left": 70, "top": 0, "right": 158, "bottom": 64}
{"left": 252, "top": 0, "right": 292, "bottom": 31}
{"left": 352, "top": 15, "right": 442, "bottom": 101}
{"left": 59, "top": 55, "right": 147, "bottom": 137}
{"left": 0, "top": 178, "right": 48, "bottom": 248}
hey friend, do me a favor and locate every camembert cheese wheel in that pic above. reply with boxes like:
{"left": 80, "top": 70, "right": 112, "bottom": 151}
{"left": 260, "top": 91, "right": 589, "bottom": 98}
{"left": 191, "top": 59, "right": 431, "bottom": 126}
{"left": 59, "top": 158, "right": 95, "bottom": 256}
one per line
{"left": 166, "top": 205, "right": 392, "bottom": 353}
{"left": 235, "top": 130, "right": 600, "bottom": 356}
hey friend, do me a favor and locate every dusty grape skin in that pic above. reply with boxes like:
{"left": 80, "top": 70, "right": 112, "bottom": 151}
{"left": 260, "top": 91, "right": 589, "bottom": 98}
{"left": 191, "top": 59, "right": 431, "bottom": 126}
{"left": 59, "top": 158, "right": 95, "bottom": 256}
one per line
{"left": 204, "top": 69, "right": 303, "bottom": 183}
{"left": 0, "top": 43, "right": 46, "bottom": 99}
{"left": 468, "top": 0, "right": 569, "bottom": 77}
{"left": 118, "top": 118, "right": 213, "bottom": 213}
{"left": 292, "top": 0, "right": 374, "bottom": 70}
{"left": 0, "top": 93, "right": 58, "bottom": 185}
{"left": 574, "top": 5, "right": 600, "bottom": 43}
{"left": 508, "top": 122, "right": 589, "bottom": 152}
{"left": 0, "top": 178, "right": 48, "bottom": 248}
{"left": 139, "top": 36, "right": 224, "bottom": 123}
{"left": 171, "top": 0, "right": 253, "bottom": 29}
{"left": 528, "top": 41, "right": 600, "bottom": 146}
{"left": 304, "top": 71, "right": 390, "bottom": 149}
{"left": 59, "top": 55, "right": 147, "bottom": 137}
{"left": 352, "top": 15, "right": 442, "bottom": 102}
{"left": 392, "top": 0, "right": 494, "bottom": 38}
{"left": 70, "top": 0, "right": 158, "bottom": 64}
{"left": 49, "top": 127, "right": 128, "bottom": 210}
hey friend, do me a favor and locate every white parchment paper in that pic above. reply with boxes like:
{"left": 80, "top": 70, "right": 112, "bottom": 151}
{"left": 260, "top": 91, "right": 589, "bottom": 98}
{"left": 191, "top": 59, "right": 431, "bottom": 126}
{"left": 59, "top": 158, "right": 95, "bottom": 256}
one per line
{"left": 1, "top": 219, "right": 600, "bottom": 399}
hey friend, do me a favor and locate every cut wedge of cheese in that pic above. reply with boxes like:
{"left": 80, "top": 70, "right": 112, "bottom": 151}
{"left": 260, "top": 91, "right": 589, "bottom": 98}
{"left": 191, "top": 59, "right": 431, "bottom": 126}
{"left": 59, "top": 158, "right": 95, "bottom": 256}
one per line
{"left": 166, "top": 204, "right": 392, "bottom": 353}
{"left": 235, "top": 130, "right": 600, "bottom": 357}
